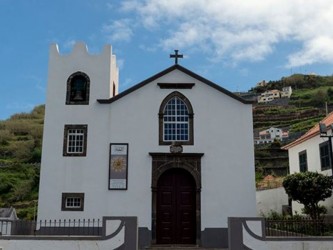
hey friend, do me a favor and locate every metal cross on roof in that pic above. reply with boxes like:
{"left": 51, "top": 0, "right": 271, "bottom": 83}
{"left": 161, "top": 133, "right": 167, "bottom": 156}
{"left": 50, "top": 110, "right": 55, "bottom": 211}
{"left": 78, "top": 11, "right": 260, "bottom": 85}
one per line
{"left": 170, "top": 50, "right": 183, "bottom": 64}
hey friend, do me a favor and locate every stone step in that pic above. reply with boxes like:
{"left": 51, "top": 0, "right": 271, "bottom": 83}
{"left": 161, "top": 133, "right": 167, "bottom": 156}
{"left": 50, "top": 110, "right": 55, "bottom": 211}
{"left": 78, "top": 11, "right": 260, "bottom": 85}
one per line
{"left": 141, "top": 245, "right": 227, "bottom": 250}
{"left": 143, "top": 248, "right": 227, "bottom": 250}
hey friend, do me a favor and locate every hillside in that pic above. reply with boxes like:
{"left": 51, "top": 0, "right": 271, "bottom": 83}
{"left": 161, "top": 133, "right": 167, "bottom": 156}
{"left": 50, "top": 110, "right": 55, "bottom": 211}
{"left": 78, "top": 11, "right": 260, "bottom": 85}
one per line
{"left": 0, "top": 105, "right": 44, "bottom": 219}
{"left": 251, "top": 74, "right": 333, "bottom": 179}
{"left": 252, "top": 73, "right": 333, "bottom": 131}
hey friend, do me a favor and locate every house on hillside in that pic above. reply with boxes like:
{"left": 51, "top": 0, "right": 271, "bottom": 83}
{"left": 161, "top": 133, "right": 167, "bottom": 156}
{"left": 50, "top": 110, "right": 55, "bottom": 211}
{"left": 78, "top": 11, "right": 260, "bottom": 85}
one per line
{"left": 257, "top": 87, "right": 292, "bottom": 103}
{"left": 258, "top": 89, "right": 281, "bottom": 103}
{"left": 282, "top": 112, "right": 333, "bottom": 214}
{"left": 254, "top": 127, "right": 289, "bottom": 144}
{"left": 281, "top": 86, "right": 292, "bottom": 98}
{"left": 37, "top": 43, "right": 256, "bottom": 249}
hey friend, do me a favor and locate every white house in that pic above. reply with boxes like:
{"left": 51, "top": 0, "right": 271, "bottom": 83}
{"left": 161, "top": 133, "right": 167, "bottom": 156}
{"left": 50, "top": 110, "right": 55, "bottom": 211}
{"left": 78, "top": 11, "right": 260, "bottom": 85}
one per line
{"left": 282, "top": 112, "right": 333, "bottom": 215}
{"left": 257, "top": 89, "right": 280, "bottom": 103}
{"left": 281, "top": 86, "right": 292, "bottom": 98}
{"left": 0, "top": 207, "right": 17, "bottom": 221}
{"left": 0, "top": 207, "right": 18, "bottom": 236}
{"left": 255, "top": 127, "right": 289, "bottom": 144}
{"left": 257, "top": 87, "right": 292, "bottom": 103}
{"left": 37, "top": 42, "right": 256, "bottom": 248}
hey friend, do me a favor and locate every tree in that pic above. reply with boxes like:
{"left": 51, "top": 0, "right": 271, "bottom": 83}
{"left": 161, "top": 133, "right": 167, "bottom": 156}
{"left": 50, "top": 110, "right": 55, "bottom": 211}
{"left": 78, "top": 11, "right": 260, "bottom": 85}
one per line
{"left": 283, "top": 172, "right": 333, "bottom": 219}
{"left": 311, "top": 90, "right": 328, "bottom": 107}
{"left": 328, "top": 88, "right": 333, "bottom": 100}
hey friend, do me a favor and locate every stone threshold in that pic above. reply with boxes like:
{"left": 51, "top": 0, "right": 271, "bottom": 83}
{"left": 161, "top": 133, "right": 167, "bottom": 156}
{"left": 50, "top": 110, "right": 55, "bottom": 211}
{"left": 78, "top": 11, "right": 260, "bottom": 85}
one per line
{"left": 141, "top": 245, "right": 227, "bottom": 250}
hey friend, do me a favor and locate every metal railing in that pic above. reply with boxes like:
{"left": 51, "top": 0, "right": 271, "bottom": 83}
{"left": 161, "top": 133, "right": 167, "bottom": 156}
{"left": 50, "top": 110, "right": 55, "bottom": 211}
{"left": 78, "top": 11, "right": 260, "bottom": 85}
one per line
{"left": 0, "top": 219, "right": 102, "bottom": 236}
{"left": 265, "top": 217, "right": 333, "bottom": 237}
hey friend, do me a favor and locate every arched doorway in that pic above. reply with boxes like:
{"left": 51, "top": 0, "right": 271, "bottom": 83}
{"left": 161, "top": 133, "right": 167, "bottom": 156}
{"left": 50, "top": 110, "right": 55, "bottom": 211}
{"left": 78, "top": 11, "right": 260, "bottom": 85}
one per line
{"left": 156, "top": 168, "right": 196, "bottom": 244}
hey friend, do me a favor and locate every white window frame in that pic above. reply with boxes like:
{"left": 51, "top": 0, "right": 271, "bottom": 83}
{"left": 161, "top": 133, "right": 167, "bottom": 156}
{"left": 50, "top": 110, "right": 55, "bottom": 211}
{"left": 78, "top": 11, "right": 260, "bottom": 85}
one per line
{"left": 63, "top": 125, "right": 87, "bottom": 156}
{"left": 67, "top": 128, "right": 85, "bottom": 154}
{"left": 163, "top": 96, "right": 190, "bottom": 142}
{"left": 65, "top": 197, "right": 82, "bottom": 208}
{"left": 62, "top": 193, "right": 84, "bottom": 211}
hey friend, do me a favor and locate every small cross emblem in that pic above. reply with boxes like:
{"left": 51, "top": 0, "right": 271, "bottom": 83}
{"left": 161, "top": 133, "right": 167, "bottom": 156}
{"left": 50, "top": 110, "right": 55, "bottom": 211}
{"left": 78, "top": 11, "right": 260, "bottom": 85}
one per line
{"left": 170, "top": 50, "right": 183, "bottom": 64}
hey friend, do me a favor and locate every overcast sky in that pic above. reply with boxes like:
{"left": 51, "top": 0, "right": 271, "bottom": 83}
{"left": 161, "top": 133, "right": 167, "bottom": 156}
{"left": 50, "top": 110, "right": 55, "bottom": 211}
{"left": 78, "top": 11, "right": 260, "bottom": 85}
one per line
{"left": 1, "top": 0, "right": 333, "bottom": 119}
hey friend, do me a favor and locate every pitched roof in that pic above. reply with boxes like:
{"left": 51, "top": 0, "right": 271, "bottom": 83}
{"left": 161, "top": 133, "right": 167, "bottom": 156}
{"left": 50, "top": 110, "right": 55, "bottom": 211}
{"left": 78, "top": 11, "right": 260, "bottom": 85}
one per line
{"left": 97, "top": 64, "right": 252, "bottom": 104}
{"left": 282, "top": 112, "right": 333, "bottom": 150}
{"left": 0, "top": 207, "right": 16, "bottom": 218}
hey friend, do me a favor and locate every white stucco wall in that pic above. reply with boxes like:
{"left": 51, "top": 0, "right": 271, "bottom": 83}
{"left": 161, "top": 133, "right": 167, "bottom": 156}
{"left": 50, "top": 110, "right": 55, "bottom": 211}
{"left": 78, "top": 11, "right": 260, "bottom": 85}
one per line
{"left": 288, "top": 135, "right": 332, "bottom": 175}
{"left": 241, "top": 219, "right": 333, "bottom": 250}
{"left": 0, "top": 237, "right": 124, "bottom": 250}
{"left": 256, "top": 187, "right": 289, "bottom": 216}
{"left": 288, "top": 134, "right": 333, "bottom": 215}
{"left": 38, "top": 43, "right": 256, "bottom": 233}
{"left": 0, "top": 217, "right": 132, "bottom": 250}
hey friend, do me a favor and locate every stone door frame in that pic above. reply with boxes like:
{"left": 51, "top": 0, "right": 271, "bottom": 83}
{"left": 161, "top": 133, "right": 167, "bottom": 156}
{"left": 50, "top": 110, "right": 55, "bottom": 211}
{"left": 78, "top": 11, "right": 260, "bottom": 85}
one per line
{"left": 149, "top": 152, "right": 204, "bottom": 245}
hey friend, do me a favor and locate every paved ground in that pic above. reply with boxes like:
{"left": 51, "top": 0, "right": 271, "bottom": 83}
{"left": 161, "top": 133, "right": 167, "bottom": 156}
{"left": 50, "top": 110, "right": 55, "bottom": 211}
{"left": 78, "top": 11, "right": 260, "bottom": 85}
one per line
{"left": 141, "top": 247, "right": 228, "bottom": 250}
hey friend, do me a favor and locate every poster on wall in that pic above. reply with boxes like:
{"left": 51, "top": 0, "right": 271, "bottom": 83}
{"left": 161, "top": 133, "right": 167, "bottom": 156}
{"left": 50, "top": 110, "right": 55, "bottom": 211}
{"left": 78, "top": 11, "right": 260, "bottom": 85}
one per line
{"left": 109, "top": 143, "right": 128, "bottom": 190}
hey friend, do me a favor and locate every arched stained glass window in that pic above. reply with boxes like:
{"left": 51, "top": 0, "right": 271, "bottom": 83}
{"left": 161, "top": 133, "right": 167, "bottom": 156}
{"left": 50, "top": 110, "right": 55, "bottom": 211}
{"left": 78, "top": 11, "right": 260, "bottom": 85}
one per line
{"left": 159, "top": 92, "right": 193, "bottom": 145}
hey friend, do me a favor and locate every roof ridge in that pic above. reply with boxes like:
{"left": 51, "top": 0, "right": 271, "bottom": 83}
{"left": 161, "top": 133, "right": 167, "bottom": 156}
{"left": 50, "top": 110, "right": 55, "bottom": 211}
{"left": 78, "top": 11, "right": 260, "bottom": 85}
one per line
{"left": 282, "top": 111, "right": 333, "bottom": 150}
{"left": 97, "top": 64, "right": 252, "bottom": 104}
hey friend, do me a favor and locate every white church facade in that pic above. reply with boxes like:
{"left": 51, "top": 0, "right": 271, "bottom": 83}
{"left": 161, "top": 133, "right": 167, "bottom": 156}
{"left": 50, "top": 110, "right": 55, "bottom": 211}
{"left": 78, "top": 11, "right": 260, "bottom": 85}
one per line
{"left": 38, "top": 42, "right": 256, "bottom": 248}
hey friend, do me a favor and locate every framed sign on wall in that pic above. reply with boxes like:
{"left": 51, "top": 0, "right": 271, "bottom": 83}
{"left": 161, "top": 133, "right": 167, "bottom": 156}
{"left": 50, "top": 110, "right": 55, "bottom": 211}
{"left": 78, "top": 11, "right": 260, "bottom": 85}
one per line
{"left": 109, "top": 143, "right": 128, "bottom": 190}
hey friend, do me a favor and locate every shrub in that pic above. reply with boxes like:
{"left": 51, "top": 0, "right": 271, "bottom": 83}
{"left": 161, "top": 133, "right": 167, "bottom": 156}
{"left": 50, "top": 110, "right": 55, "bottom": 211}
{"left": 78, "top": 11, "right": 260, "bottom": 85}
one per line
{"left": 283, "top": 172, "right": 333, "bottom": 219}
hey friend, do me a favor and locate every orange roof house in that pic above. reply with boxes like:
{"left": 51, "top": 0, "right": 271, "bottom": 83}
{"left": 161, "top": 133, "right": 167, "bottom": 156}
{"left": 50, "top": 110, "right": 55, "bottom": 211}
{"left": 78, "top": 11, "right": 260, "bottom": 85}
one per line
{"left": 282, "top": 112, "right": 333, "bottom": 150}
{"left": 283, "top": 111, "right": 333, "bottom": 216}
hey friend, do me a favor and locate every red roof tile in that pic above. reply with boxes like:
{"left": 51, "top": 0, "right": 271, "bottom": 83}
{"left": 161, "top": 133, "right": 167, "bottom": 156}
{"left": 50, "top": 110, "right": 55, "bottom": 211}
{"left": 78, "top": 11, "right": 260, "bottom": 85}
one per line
{"left": 282, "top": 112, "right": 333, "bottom": 150}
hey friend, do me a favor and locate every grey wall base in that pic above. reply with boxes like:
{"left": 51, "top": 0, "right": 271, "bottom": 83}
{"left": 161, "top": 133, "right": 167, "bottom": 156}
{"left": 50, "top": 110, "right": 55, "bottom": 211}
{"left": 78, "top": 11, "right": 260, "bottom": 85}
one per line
{"left": 201, "top": 228, "right": 228, "bottom": 248}
{"left": 138, "top": 227, "right": 151, "bottom": 249}
{"left": 138, "top": 227, "right": 228, "bottom": 249}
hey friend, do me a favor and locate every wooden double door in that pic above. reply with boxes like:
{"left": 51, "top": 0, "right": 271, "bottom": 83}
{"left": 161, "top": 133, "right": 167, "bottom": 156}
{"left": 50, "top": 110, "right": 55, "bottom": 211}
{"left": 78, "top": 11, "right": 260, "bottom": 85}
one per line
{"left": 156, "top": 168, "right": 196, "bottom": 244}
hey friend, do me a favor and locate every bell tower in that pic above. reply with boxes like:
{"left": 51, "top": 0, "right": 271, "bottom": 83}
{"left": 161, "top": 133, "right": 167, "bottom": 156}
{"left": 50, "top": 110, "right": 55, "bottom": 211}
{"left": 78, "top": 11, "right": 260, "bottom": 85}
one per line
{"left": 38, "top": 42, "right": 119, "bottom": 221}
{"left": 46, "top": 42, "right": 118, "bottom": 106}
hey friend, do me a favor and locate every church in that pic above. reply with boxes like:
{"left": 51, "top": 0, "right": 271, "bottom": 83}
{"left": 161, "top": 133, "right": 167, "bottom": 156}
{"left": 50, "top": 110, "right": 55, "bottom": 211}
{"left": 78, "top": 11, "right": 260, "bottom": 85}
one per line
{"left": 37, "top": 42, "right": 256, "bottom": 248}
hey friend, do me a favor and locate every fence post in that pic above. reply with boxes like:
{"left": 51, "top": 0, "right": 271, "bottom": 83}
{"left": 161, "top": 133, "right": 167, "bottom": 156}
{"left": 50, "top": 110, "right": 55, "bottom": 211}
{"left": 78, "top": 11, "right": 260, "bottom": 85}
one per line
{"left": 228, "top": 218, "right": 244, "bottom": 250}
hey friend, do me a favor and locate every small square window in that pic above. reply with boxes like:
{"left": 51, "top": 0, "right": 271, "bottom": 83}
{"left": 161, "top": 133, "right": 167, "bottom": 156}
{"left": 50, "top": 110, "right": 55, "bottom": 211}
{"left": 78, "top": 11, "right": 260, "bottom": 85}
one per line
{"left": 61, "top": 193, "right": 84, "bottom": 211}
{"left": 63, "top": 125, "right": 88, "bottom": 156}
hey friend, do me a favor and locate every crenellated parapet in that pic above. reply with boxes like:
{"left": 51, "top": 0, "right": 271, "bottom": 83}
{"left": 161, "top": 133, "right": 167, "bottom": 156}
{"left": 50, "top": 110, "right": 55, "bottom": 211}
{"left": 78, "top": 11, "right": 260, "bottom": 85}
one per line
{"left": 46, "top": 42, "right": 119, "bottom": 105}
{"left": 49, "top": 42, "right": 113, "bottom": 58}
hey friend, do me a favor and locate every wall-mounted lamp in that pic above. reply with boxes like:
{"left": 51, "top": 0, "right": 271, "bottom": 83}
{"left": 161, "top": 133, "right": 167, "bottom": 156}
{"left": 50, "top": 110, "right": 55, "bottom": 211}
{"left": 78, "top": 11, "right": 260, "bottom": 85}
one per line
{"left": 319, "top": 123, "right": 333, "bottom": 173}
{"left": 319, "top": 123, "right": 327, "bottom": 135}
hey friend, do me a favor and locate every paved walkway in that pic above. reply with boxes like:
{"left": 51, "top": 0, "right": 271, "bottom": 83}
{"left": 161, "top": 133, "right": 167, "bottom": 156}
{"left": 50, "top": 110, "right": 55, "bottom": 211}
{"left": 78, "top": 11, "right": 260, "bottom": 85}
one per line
{"left": 141, "top": 247, "right": 228, "bottom": 250}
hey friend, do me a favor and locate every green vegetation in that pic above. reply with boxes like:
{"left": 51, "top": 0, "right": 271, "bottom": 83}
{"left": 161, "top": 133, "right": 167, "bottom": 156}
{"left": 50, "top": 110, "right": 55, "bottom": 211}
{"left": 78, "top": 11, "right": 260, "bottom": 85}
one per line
{"left": 283, "top": 172, "right": 333, "bottom": 220}
{"left": 0, "top": 105, "right": 44, "bottom": 219}
{"left": 253, "top": 104, "right": 325, "bottom": 133}
{"left": 252, "top": 74, "right": 333, "bottom": 179}
{"left": 264, "top": 211, "right": 333, "bottom": 236}
{"left": 252, "top": 74, "right": 333, "bottom": 94}
{"left": 290, "top": 86, "right": 333, "bottom": 107}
